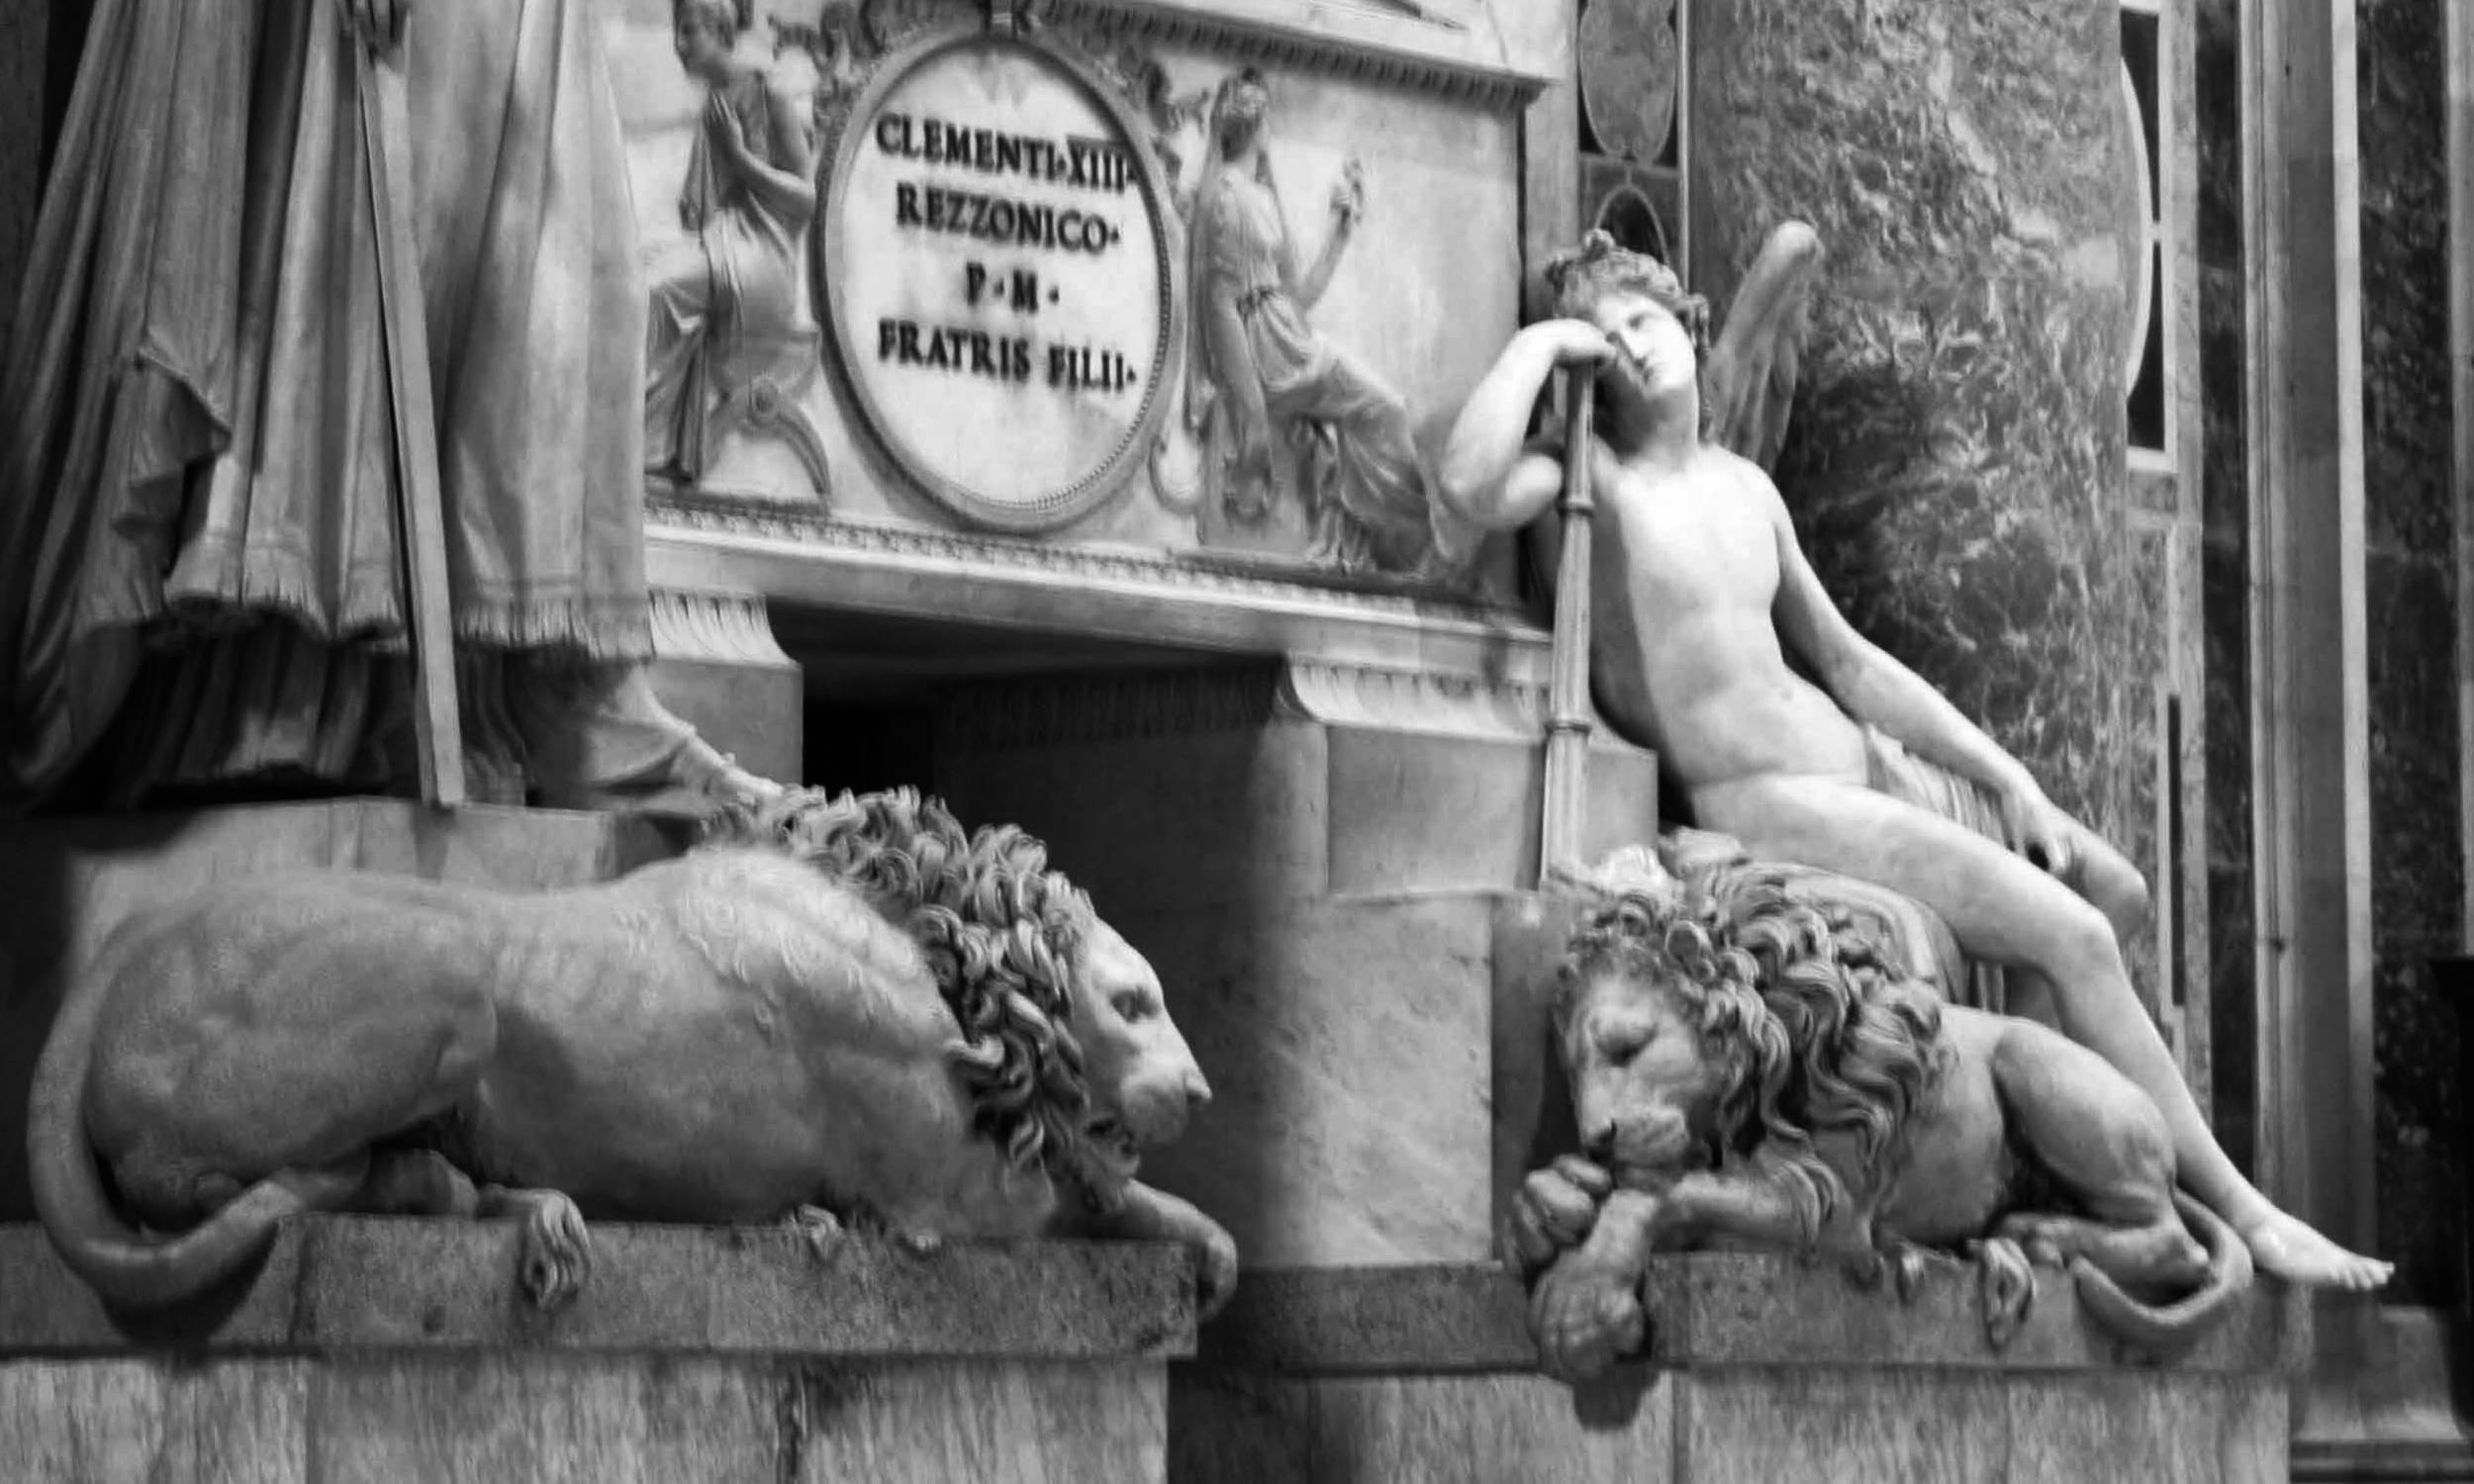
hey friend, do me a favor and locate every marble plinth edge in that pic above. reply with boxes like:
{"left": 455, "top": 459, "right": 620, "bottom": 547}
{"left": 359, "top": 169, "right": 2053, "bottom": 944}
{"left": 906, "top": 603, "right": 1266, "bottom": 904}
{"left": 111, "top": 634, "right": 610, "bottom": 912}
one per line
{"left": 646, "top": 511, "right": 1556, "bottom": 685}
{"left": 1173, "top": 1258, "right": 2299, "bottom": 1484}
{"left": 0, "top": 1218, "right": 1195, "bottom": 1362}
{"left": 1193, "top": 1256, "right": 2305, "bottom": 1378}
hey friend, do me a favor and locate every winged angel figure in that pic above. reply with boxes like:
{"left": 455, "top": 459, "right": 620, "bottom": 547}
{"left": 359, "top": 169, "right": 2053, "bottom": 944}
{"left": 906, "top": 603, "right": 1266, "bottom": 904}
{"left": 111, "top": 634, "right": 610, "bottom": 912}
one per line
{"left": 1433, "top": 224, "right": 1826, "bottom": 593}
{"left": 1445, "top": 224, "right": 2399, "bottom": 1298}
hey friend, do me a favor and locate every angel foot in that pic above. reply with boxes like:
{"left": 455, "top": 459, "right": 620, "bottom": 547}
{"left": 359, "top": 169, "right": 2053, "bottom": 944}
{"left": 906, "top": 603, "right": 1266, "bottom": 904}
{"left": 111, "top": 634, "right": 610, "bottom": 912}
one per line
{"left": 2236, "top": 1209, "right": 2393, "bottom": 1292}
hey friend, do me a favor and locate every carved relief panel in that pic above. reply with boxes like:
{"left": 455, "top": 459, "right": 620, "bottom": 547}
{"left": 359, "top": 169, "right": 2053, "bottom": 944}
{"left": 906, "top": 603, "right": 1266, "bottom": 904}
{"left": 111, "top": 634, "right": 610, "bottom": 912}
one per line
{"left": 608, "top": 0, "right": 1546, "bottom": 598}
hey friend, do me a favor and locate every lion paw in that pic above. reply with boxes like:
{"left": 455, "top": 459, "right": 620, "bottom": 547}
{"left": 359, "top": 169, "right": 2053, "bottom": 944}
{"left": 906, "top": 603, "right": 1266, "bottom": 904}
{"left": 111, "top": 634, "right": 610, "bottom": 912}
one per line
{"left": 1530, "top": 1252, "right": 1647, "bottom": 1385}
{"left": 518, "top": 1194, "right": 593, "bottom": 1311}
{"left": 785, "top": 1204, "right": 847, "bottom": 1264}
{"left": 1970, "top": 1238, "right": 2037, "bottom": 1350}
{"left": 1190, "top": 1218, "right": 1240, "bottom": 1323}
{"left": 1884, "top": 1243, "right": 1935, "bottom": 1304}
{"left": 1837, "top": 1249, "right": 1889, "bottom": 1292}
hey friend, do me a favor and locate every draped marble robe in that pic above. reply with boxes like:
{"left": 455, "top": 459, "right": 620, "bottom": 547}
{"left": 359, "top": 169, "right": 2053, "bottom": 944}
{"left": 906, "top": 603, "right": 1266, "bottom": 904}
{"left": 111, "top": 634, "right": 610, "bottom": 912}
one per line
{"left": 0, "top": 0, "right": 651, "bottom": 807}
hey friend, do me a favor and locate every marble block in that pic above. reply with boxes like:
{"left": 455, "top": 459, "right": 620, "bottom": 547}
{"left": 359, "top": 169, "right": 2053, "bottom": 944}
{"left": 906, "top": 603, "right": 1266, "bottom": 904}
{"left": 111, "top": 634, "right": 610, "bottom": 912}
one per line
{"left": 0, "top": 1218, "right": 1189, "bottom": 1484}
{"left": 939, "top": 711, "right": 1662, "bottom": 916}
{"left": 937, "top": 691, "right": 1661, "bottom": 1266}
{"left": 1173, "top": 1258, "right": 2302, "bottom": 1484}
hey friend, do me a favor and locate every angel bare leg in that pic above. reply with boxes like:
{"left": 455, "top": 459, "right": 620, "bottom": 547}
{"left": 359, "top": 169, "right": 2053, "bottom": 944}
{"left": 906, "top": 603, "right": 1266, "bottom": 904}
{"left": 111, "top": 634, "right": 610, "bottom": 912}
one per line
{"left": 1698, "top": 773, "right": 2390, "bottom": 1290}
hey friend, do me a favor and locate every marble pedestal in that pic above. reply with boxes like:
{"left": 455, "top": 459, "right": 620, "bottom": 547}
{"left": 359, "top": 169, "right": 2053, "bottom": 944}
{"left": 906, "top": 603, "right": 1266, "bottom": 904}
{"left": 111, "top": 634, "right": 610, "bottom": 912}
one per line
{"left": 0, "top": 1219, "right": 1189, "bottom": 1483}
{"left": 933, "top": 660, "right": 1662, "bottom": 1268}
{"left": 1174, "top": 1257, "right": 2302, "bottom": 1484}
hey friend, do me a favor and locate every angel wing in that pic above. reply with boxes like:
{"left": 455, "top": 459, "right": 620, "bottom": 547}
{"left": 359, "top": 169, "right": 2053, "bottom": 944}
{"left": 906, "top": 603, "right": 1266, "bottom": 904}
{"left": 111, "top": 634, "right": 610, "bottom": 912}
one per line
{"left": 1702, "top": 221, "right": 1826, "bottom": 473}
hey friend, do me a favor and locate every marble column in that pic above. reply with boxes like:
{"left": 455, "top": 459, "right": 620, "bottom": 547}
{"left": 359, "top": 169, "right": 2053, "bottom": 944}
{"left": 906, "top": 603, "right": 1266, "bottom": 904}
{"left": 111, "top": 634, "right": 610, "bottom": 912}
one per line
{"left": 1690, "top": 0, "right": 2152, "bottom": 962}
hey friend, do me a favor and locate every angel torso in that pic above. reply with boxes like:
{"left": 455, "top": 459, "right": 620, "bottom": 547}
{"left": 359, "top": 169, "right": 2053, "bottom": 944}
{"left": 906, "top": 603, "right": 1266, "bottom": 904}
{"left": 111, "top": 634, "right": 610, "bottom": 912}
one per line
{"left": 1585, "top": 443, "right": 1871, "bottom": 800}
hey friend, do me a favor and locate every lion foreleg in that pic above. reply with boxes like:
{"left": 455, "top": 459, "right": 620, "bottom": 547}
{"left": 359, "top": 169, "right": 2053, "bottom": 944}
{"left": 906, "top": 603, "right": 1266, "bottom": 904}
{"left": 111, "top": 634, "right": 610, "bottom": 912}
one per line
{"left": 1064, "top": 1181, "right": 1239, "bottom": 1322}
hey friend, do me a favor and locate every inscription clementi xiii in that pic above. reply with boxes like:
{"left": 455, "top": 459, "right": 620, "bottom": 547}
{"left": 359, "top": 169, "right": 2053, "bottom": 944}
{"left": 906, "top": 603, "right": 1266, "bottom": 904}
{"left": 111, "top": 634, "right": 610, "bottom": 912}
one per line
{"left": 823, "top": 32, "right": 1177, "bottom": 530}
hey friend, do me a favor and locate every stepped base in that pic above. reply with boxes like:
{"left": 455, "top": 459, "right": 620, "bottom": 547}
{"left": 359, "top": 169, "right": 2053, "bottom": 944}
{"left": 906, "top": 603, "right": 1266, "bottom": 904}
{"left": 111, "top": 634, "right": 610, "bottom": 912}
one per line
{"left": 1178, "top": 1258, "right": 2304, "bottom": 1484}
{"left": 0, "top": 1219, "right": 1189, "bottom": 1483}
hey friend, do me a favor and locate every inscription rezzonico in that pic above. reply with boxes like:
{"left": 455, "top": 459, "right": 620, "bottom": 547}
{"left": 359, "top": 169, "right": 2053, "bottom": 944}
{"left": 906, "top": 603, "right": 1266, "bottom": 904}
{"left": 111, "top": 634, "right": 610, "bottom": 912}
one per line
{"left": 818, "top": 27, "right": 1182, "bottom": 533}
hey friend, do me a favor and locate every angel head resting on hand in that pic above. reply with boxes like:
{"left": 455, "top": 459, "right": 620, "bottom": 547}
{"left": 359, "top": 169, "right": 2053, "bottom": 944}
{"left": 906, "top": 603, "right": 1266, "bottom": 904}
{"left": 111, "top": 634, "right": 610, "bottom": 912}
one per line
{"left": 1539, "top": 224, "right": 1824, "bottom": 474}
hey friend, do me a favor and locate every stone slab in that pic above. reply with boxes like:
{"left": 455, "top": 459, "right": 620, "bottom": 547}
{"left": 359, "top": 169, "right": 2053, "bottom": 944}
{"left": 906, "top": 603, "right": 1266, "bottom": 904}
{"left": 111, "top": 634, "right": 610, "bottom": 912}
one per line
{"left": 0, "top": 1218, "right": 1193, "bottom": 1362}
{"left": 1115, "top": 893, "right": 1496, "bottom": 1268}
{"left": 1192, "top": 1258, "right": 2303, "bottom": 1379}
{"left": 941, "top": 711, "right": 1662, "bottom": 917}
{"left": 1196, "top": 1265, "right": 1535, "bottom": 1375}
{"left": 1642, "top": 1253, "right": 2310, "bottom": 1376}
{"left": 3, "top": 1353, "right": 1167, "bottom": 1484}
{"left": 1174, "top": 1262, "right": 2296, "bottom": 1482}
{"left": 1170, "top": 1366, "right": 1675, "bottom": 1484}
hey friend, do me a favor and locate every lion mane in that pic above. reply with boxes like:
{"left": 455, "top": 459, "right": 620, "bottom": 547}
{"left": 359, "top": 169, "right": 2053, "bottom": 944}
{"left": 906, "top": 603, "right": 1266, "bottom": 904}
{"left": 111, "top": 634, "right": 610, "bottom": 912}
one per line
{"left": 1555, "top": 866, "right": 1951, "bottom": 1239}
{"left": 711, "top": 787, "right": 1126, "bottom": 1203}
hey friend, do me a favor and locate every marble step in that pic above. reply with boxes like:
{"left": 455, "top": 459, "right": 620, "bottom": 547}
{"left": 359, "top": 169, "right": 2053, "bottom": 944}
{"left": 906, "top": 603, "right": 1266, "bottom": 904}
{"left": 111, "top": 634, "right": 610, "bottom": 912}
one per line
{"left": 1179, "top": 1258, "right": 2306, "bottom": 1484}
{"left": 0, "top": 1218, "right": 1190, "bottom": 1483}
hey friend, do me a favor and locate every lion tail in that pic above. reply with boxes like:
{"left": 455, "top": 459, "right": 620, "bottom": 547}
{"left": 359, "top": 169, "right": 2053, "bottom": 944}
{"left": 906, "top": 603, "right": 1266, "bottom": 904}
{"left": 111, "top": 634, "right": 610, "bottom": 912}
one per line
{"left": 27, "top": 922, "right": 361, "bottom": 1310}
{"left": 2065, "top": 1189, "right": 2255, "bottom": 1360}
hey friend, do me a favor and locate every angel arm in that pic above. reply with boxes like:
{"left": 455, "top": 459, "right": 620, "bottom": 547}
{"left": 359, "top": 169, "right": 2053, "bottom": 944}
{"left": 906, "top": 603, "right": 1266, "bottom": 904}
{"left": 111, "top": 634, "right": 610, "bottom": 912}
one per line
{"left": 1436, "top": 320, "right": 1614, "bottom": 529}
{"left": 722, "top": 84, "right": 817, "bottom": 222}
{"left": 1703, "top": 221, "right": 1826, "bottom": 471}
{"left": 1290, "top": 162, "right": 1364, "bottom": 311}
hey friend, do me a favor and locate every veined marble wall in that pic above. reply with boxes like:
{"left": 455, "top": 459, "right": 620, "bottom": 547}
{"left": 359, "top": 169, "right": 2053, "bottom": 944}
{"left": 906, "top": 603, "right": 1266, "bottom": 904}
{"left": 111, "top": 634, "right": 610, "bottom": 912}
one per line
{"left": 2192, "top": 0, "right": 2468, "bottom": 1307}
{"left": 2192, "top": 0, "right": 2255, "bottom": 1191}
{"left": 2358, "top": 0, "right": 2464, "bottom": 1310}
{"left": 1687, "top": 0, "right": 2154, "bottom": 988}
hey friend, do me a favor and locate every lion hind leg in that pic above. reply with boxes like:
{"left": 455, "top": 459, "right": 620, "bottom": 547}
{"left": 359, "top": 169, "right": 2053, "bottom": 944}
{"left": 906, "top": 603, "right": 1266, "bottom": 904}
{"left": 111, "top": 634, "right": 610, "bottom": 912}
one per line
{"left": 353, "top": 1150, "right": 480, "bottom": 1218}
{"left": 1993, "top": 1208, "right": 2208, "bottom": 1297}
{"left": 1988, "top": 1019, "right": 2181, "bottom": 1229}
{"left": 476, "top": 1185, "right": 592, "bottom": 1311}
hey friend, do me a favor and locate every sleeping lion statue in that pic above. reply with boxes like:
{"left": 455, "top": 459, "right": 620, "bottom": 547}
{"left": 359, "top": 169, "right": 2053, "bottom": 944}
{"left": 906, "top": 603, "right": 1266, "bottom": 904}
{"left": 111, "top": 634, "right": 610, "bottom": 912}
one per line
{"left": 1504, "top": 838, "right": 2249, "bottom": 1382}
{"left": 29, "top": 788, "right": 1236, "bottom": 1316}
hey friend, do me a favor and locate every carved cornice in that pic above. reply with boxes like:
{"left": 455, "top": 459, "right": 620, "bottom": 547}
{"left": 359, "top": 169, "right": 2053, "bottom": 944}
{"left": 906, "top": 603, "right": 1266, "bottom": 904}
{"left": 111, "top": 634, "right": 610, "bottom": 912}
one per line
{"left": 643, "top": 498, "right": 1563, "bottom": 700}
{"left": 1277, "top": 657, "right": 1549, "bottom": 741}
{"left": 649, "top": 492, "right": 1516, "bottom": 617}
{"left": 927, "top": 655, "right": 1643, "bottom": 753}
{"left": 1033, "top": 0, "right": 1550, "bottom": 112}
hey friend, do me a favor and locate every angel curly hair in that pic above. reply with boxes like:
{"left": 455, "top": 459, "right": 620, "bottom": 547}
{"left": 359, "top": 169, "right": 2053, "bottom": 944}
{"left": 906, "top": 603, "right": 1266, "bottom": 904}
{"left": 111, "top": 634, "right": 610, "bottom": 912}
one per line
{"left": 674, "top": 0, "right": 753, "bottom": 34}
{"left": 1554, "top": 871, "right": 1951, "bottom": 1242}
{"left": 708, "top": 787, "right": 1126, "bottom": 1203}
{"left": 1543, "top": 230, "right": 1713, "bottom": 357}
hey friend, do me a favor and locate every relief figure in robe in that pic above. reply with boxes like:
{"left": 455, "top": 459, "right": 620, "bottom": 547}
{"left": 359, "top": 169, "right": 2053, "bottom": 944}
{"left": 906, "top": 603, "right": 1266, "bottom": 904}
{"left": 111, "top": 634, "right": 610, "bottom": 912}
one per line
{"left": 1186, "top": 68, "right": 1465, "bottom": 579}
{"left": 644, "top": 0, "right": 820, "bottom": 487}
{"left": 0, "top": 0, "right": 773, "bottom": 813}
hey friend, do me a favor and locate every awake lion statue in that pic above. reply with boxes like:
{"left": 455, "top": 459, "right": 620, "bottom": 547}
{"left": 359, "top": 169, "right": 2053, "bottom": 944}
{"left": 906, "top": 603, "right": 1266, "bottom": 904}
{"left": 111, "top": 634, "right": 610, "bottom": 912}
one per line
{"left": 1505, "top": 839, "right": 2249, "bottom": 1382}
{"left": 29, "top": 788, "right": 1236, "bottom": 1316}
